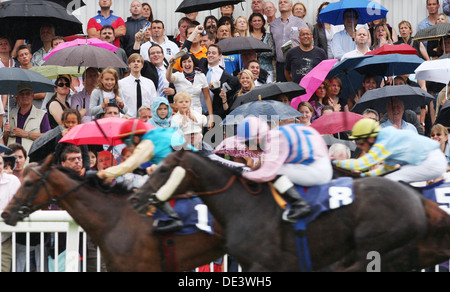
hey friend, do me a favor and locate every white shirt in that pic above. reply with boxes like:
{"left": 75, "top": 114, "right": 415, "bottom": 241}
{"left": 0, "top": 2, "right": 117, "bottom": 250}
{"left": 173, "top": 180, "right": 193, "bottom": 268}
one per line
{"left": 119, "top": 75, "right": 157, "bottom": 118}
{"left": 341, "top": 48, "right": 371, "bottom": 60}
{"left": 172, "top": 71, "right": 208, "bottom": 114}
{"left": 140, "top": 36, "right": 180, "bottom": 63}
{"left": 207, "top": 65, "right": 224, "bottom": 84}
{"left": 0, "top": 173, "right": 21, "bottom": 242}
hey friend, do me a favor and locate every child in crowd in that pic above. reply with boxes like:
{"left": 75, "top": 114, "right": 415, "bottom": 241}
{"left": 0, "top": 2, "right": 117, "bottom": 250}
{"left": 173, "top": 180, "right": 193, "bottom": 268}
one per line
{"left": 89, "top": 67, "right": 128, "bottom": 118}
{"left": 171, "top": 92, "right": 206, "bottom": 148}
{"left": 148, "top": 97, "right": 178, "bottom": 129}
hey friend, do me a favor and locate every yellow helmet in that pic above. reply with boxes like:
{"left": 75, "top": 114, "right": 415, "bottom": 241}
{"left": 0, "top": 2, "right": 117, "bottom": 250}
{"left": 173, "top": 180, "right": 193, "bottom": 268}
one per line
{"left": 349, "top": 119, "right": 381, "bottom": 140}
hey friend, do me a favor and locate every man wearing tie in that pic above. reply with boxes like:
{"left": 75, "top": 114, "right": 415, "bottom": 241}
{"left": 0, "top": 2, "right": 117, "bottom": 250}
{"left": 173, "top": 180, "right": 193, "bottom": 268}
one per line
{"left": 119, "top": 54, "right": 157, "bottom": 118}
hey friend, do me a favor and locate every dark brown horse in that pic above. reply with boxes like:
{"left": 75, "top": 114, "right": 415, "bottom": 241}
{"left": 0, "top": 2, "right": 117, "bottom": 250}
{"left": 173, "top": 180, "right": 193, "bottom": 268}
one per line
{"left": 130, "top": 150, "right": 450, "bottom": 272}
{"left": 1, "top": 156, "right": 226, "bottom": 272}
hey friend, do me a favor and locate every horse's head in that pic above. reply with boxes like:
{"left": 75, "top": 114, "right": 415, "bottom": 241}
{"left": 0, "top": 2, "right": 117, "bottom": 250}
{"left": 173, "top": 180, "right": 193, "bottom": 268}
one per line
{"left": 2, "top": 155, "right": 56, "bottom": 226}
{"left": 129, "top": 150, "right": 196, "bottom": 213}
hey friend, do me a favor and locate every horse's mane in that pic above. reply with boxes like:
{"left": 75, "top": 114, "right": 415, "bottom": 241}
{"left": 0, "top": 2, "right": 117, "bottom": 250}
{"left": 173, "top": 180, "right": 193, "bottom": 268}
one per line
{"left": 189, "top": 151, "right": 244, "bottom": 177}
{"left": 54, "top": 166, "right": 133, "bottom": 196}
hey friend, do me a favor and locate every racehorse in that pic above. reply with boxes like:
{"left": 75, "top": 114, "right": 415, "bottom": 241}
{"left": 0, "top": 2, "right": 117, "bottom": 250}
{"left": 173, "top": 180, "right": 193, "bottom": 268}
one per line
{"left": 1, "top": 155, "right": 226, "bottom": 272}
{"left": 130, "top": 150, "right": 450, "bottom": 272}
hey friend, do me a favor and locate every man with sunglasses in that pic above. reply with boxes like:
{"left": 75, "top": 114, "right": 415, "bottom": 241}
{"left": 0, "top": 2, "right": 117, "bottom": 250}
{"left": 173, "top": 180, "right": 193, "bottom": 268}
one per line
{"left": 333, "top": 118, "right": 447, "bottom": 183}
{"left": 97, "top": 119, "right": 189, "bottom": 233}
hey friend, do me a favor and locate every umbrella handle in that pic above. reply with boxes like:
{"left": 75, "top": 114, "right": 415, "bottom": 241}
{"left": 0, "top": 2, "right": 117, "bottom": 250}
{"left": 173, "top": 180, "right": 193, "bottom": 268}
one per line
{"left": 94, "top": 119, "right": 110, "bottom": 145}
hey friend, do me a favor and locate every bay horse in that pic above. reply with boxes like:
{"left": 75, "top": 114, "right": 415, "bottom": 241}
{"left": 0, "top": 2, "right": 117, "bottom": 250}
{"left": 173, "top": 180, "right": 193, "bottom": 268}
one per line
{"left": 130, "top": 150, "right": 450, "bottom": 272}
{"left": 1, "top": 155, "right": 226, "bottom": 272}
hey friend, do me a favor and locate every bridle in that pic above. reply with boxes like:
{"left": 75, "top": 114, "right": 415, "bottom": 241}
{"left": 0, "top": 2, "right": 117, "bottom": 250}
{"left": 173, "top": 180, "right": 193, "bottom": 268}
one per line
{"left": 12, "top": 167, "right": 87, "bottom": 220}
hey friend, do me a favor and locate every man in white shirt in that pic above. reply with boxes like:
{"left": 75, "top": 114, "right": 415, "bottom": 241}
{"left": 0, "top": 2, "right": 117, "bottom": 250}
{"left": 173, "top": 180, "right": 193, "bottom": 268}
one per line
{"left": 332, "top": 9, "right": 359, "bottom": 59}
{"left": 140, "top": 20, "right": 179, "bottom": 63}
{"left": 119, "top": 53, "right": 157, "bottom": 118}
{"left": 341, "top": 28, "right": 371, "bottom": 60}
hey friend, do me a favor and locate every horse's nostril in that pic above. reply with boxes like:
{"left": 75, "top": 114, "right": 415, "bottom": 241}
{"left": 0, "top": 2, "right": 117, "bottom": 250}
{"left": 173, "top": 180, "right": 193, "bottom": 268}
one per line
{"left": 1, "top": 212, "right": 9, "bottom": 220}
{"left": 129, "top": 197, "right": 139, "bottom": 204}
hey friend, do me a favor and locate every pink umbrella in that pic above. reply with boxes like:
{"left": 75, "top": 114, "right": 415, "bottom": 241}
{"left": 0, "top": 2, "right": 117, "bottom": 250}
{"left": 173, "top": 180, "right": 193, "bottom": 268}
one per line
{"left": 43, "top": 38, "right": 118, "bottom": 61}
{"left": 59, "top": 117, "right": 155, "bottom": 146}
{"left": 291, "top": 59, "right": 338, "bottom": 110}
{"left": 310, "top": 112, "right": 365, "bottom": 135}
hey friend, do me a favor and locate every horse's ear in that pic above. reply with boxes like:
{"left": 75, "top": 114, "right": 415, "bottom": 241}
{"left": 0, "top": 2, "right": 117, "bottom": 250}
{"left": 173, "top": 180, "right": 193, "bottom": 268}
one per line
{"left": 41, "top": 154, "right": 55, "bottom": 171}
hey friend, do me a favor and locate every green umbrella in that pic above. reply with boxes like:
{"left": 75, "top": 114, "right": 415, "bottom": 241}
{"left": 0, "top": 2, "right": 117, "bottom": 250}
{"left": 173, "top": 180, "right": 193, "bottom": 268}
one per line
{"left": 30, "top": 65, "right": 86, "bottom": 80}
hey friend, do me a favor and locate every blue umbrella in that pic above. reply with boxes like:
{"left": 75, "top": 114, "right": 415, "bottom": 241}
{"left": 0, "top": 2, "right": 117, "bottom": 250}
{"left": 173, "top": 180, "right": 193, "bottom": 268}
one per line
{"left": 0, "top": 68, "right": 55, "bottom": 95}
{"left": 0, "top": 144, "right": 11, "bottom": 154}
{"left": 353, "top": 54, "right": 424, "bottom": 77}
{"left": 222, "top": 100, "right": 303, "bottom": 125}
{"left": 318, "top": 0, "right": 388, "bottom": 25}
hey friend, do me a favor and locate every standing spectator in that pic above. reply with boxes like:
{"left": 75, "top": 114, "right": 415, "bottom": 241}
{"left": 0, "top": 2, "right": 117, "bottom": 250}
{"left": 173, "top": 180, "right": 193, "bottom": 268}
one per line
{"left": 263, "top": 1, "right": 278, "bottom": 30}
{"left": 220, "top": 5, "right": 235, "bottom": 20}
{"left": 0, "top": 154, "right": 21, "bottom": 272}
{"left": 252, "top": 0, "right": 264, "bottom": 14}
{"left": 139, "top": 20, "right": 180, "bottom": 63}
{"left": 204, "top": 16, "right": 218, "bottom": 34}
{"left": 173, "top": 25, "right": 207, "bottom": 72}
{"left": 246, "top": 59, "right": 271, "bottom": 86}
{"left": 87, "top": 0, "right": 126, "bottom": 48}
{"left": 31, "top": 24, "right": 56, "bottom": 67}
{"left": 380, "top": 98, "right": 419, "bottom": 134}
{"left": 395, "top": 20, "right": 430, "bottom": 60}
{"left": 235, "top": 69, "right": 256, "bottom": 98}
{"left": 418, "top": 0, "right": 443, "bottom": 32}
{"left": 292, "top": 2, "right": 313, "bottom": 31}
{"left": 285, "top": 27, "right": 326, "bottom": 84}
{"left": 200, "top": 31, "right": 216, "bottom": 48}
{"left": 141, "top": 2, "right": 154, "bottom": 22}
{"left": 0, "top": 37, "right": 17, "bottom": 69}
{"left": 46, "top": 76, "right": 71, "bottom": 129}
{"left": 4, "top": 144, "right": 27, "bottom": 182}
{"left": 137, "top": 105, "right": 152, "bottom": 123}
{"left": 148, "top": 97, "right": 177, "bottom": 129}
{"left": 60, "top": 144, "right": 85, "bottom": 176}
{"left": 430, "top": 124, "right": 450, "bottom": 170}
{"left": 100, "top": 25, "right": 130, "bottom": 79}
{"left": 323, "top": 77, "right": 346, "bottom": 112}
{"left": 297, "top": 101, "right": 314, "bottom": 126}
{"left": 249, "top": 13, "right": 275, "bottom": 80}
{"left": 270, "top": 0, "right": 307, "bottom": 82}
{"left": 121, "top": 0, "right": 148, "bottom": 57}
{"left": 174, "top": 17, "right": 193, "bottom": 47}
{"left": 3, "top": 83, "right": 51, "bottom": 155}
{"left": 371, "top": 23, "right": 394, "bottom": 50}
{"left": 342, "top": 28, "right": 371, "bottom": 59}
{"left": 234, "top": 16, "right": 250, "bottom": 37}
{"left": 313, "top": 2, "right": 335, "bottom": 59}
{"left": 331, "top": 9, "right": 359, "bottom": 59}
{"left": 310, "top": 82, "right": 327, "bottom": 121}
{"left": 119, "top": 53, "right": 157, "bottom": 118}
{"left": 71, "top": 67, "right": 100, "bottom": 123}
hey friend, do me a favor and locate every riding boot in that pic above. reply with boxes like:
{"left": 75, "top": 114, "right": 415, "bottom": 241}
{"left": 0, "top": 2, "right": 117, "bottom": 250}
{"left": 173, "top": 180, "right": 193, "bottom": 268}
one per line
{"left": 149, "top": 194, "right": 183, "bottom": 233}
{"left": 274, "top": 176, "right": 311, "bottom": 222}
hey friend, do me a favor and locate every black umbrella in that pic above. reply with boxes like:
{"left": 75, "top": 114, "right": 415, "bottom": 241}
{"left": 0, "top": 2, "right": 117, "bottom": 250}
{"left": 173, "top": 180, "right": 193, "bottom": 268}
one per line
{"left": 436, "top": 100, "right": 450, "bottom": 127}
{"left": 351, "top": 85, "right": 434, "bottom": 114}
{"left": 0, "top": 144, "right": 11, "bottom": 154}
{"left": 217, "top": 37, "right": 272, "bottom": 55}
{"left": 413, "top": 23, "right": 450, "bottom": 42}
{"left": 176, "top": 0, "right": 246, "bottom": 14}
{"left": 46, "top": 0, "right": 86, "bottom": 11}
{"left": 0, "top": 0, "right": 83, "bottom": 40}
{"left": 0, "top": 68, "right": 55, "bottom": 95}
{"left": 28, "top": 125, "right": 64, "bottom": 163}
{"left": 231, "top": 82, "right": 306, "bottom": 110}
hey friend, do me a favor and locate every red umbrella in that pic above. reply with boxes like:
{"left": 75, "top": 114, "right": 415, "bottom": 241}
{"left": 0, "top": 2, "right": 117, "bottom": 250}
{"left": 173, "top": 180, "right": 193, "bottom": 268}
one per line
{"left": 365, "top": 44, "right": 418, "bottom": 56}
{"left": 310, "top": 112, "right": 365, "bottom": 135}
{"left": 59, "top": 117, "right": 155, "bottom": 146}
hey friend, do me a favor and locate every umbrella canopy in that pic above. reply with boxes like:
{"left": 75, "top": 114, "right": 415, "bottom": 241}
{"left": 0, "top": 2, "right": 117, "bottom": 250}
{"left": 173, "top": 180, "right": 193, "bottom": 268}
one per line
{"left": 318, "top": 0, "right": 388, "bottom": 25}
{"left": 0, "top": 144, "right": 11, "bottom": 154}
{"left": 28, "top": 125, "right": 64, "bottom": 162}
{"left": 415, "top": 59, "right": 450, "bottom": 85}
{"left": 217, "top": 37, "right": 272, "bottom": 55}
{"left": 222, "top": 100, "right": 303, "bottom": 125}
{"left": 436, "top": 100, "right": 450, "bottom": 127}
{"left": 291, "top": 59, "right": 338, "bottom": 109}
{"left": 353, "top": 54, "right": 424, "bottom": 77}
{"left": 413, "top": 23, "right": 450, "bottom": 42}
{"left": 0, "top": 0, "right": 83, "bottom": 40}
{"left": 59, "top": 117, "right": 156, "bottom": 146}
{"left": 30, "top": 65, "right": 86, "bottom": 80}
{"left": 351, "top": 85, "right": 434, "bottom": 114}
{"left": 176, "top": 0, "right": 246, "bottom": 14}
{"left": 0, "top": 68, "right": 55, "bottom": 95}
{"left": 231, "top": 82, "right": 306, "bottom": 110}
{"left": 43, "top": 38, "right": 118, "bottom": 61}
{"left": 43, "top": 45, "right": 128, "bottom": 69}
{"left": 365, "top": 44, "right": 419, "bottom": 56}
{"left": 46, "top": 0, "right": 86, "bottom": 11}
{"left": 214, "top": 136, "right": 261, "bottom": 158}
{"left": 310, "top": 112, "right": 365, "bottom": 135}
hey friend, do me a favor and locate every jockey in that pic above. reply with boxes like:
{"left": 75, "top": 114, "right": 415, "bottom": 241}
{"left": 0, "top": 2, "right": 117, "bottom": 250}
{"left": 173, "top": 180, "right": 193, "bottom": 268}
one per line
{"left": 333, "top": 118, "right": 447, "bottom": 183}
{"left": 97, "top": 119, "right": 187, "bottom": 233}
{"left": 237, "top": 117, "right": 333, "bottom": 222}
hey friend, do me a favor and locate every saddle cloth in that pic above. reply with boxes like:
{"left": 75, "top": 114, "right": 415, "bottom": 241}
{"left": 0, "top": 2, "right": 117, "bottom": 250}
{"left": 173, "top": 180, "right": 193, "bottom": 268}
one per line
{"left": 153, "top": 197, "right": 214, "bottom": 235}
{"left": 420, "top": 180, "right": 450, "bottom": 215}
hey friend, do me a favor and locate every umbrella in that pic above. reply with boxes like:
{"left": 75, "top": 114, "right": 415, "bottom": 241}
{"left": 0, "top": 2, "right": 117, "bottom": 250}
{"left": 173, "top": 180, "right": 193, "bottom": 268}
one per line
{"left": 43, "top": 38, "right": 118, "bottom": 62}
{"left": 43, "top": 45, "right": 128, "bottom": 69}
{"left": 30, "top": 65, "right": 86, "bottom": 80}
{"left": 46, "top": 0, "right": 86, "bottom": 11}
{"left": 413, "top": 23, "right": 450, "bottom": 42}
{"left": 214, "top": 136, "right": 262, "bottom": 158}
{"left": 310, "top": 112, "right": 365, "bottom": 135}
{"left": 28, "top": 125, "right": 64, "bottom": 163}
{"left": 217, "top": 37, "right": 272, "bottom": 55}
{"left": 365, "top": 44, "right": 419, "bottom": 56}
{"left": 176, "top": 0, "right": 246, "bottom": 14}
{"left": 436, "top": 100, "right": 450, "bottom": 127}
{"left": 0, "top": 144, "right": 11, "bottom": 154}
{"left": 353, "top": 54, "right": 424, "bottom": 77}
{"left": 59, "top": 117, "right": 156, "bottom": 146}
{"left": 222, "top": 100, "right": 303, "bottom": 125}
{"left": 291, "top": 59, "right": 338, "bottom": 110}
{"left": 231, "top": 82, "right": 306, "bottom": 110}
{"left": 318, "top": 0, "right": 388, "bottom": 26}
{"left": 351, "top": 85, "right": 434, "bottom": 114}
{"left": 326, "top": 55, "right": 372, "bottom": 100}
{"left": 415, "top": 59, "right": 450, "bottom": 85}
{"left": 0, "top": 0, "right": 83, "bottom": 40}
{"left": 0, "top": 68, "right": 55, "bottom": 95}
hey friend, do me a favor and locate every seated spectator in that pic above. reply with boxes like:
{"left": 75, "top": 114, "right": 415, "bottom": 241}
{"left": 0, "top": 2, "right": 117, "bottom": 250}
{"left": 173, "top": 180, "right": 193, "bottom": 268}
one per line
{"left": 46, "top": 75, "right": 71, "bottom": 129}
{"left": 323, "top": 77, "right": 346, "bottom": 112}
{"left": 329, "top": 143, "right": 351, "bottom": 160}
{"left": 362, "top": 108, "right": 380, "bottom": 121}
{"left": 137, "top": 105, "right": 152, "bottom": 123}
{"left": 71, "top": 67, "right": 100, "bottom": 123}
{"left": 310, "top": 82, "right": 327, "bottom": 121}
{"left": 297, "top": 101, "right": 314, "bottom": 126}
{"left": 347, "top": 74, "right": 379, "bottom": 111}
{"left": 430, "top": 123, "right": 450, "bottom": 171}
{"left": 60, "top": 145, "right": 85, "bottom": 176}
{"left": 371, "top": 23, "right": 394, "bottom": 50}
{"left": 380, "top": 98, "right": 419, "bottom": 134}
